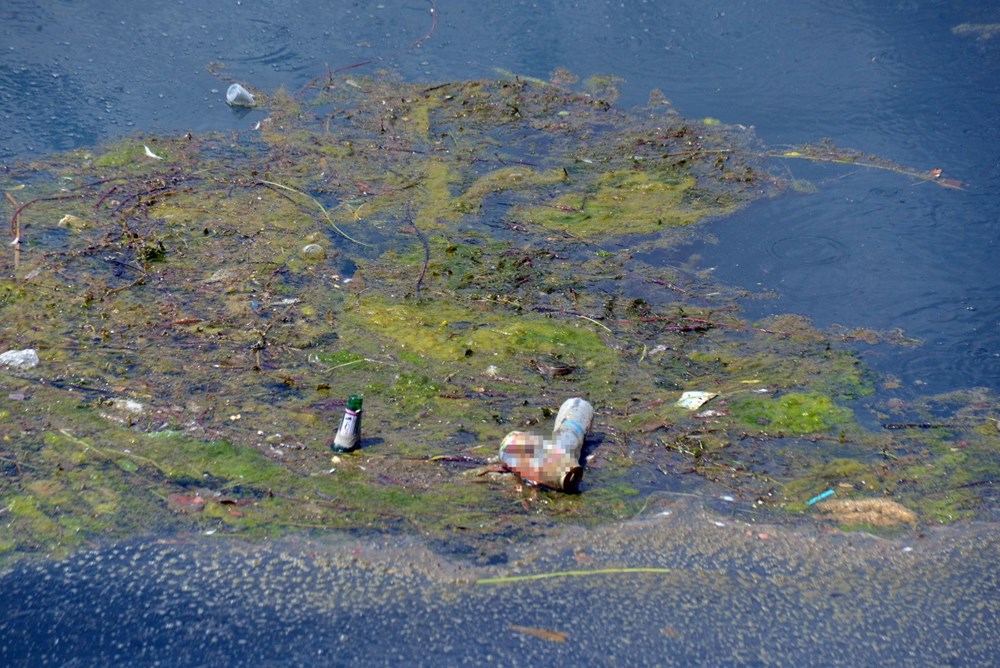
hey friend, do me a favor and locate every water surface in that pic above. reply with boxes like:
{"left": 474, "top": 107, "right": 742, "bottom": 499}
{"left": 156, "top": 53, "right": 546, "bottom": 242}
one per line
{"left": 2, "top": 1, "right": 999, "bottom": 664}
{"left": 3, "top": 1, "right": 996, "bottom": 395}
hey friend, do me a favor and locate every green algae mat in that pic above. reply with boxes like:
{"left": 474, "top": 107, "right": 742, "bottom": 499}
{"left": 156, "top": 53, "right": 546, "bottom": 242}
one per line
{"left": 1, "top": 74, "right": 997, "bottom": 562}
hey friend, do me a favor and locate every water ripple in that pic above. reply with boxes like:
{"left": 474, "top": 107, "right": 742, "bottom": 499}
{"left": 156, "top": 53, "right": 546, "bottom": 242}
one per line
{"left": 227, "top": 18, "right": 304, "bottom": 72}
{"left": 768, "top": 234, "right": 847, "bottom": 266}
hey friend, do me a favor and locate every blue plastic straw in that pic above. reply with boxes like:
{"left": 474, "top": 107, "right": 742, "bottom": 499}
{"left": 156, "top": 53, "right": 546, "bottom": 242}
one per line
{"left": 806, "top": 489, "right": 835, "bottom": 506}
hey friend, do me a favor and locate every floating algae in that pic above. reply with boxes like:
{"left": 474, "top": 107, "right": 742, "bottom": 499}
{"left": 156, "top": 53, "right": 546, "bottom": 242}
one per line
{"left": 1, "top": 71, "right": 997, "bottom": 561}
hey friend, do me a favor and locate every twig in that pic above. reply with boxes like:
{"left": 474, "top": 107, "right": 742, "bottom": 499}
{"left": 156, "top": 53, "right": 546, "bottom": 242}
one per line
{"left": 769, "top": 143, "right": 964, "bottom": 189}
{"left": 94, "top": 185, "right": 119, "bottom": 209}
{"left": 477, "top": 567, "right": 673, "bottom": 585}
{"left": 9, "top": 191, "right": 90, "bottom": 237}
{"left": 406, "top": 202, "right": 430, "bottom": 295}
{"left": 5, "top": 192, "right": 20, "bottom": 269}
{"left": 647, "top": 278, "right": 688, "bottom": 294}
{"left": 409, "top": 0, "right": 439, "bottom": 50}
{"left": 881, "top": 422, "right": 952, "bottom": 430}
{"left": 260, "top": 180, "right": 370, "bottom": 246}
{"left": 954, "top": 479, "right": 997, "bottom": 490}
{"left": 577, "top": 313, "right": 612, "bottom": 333}
{"left": 311, "top": 357, "right": 375, "bottom": 372}
{"left": 58, "top": 428, "right": 171, "bottom": 475}
{"left": 684, "top": 317, "right": 792, "bottom": 336}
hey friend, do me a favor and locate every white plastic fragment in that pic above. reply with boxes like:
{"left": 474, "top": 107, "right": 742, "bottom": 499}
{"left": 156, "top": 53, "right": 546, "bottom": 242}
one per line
{"left": 0, "top": 348, "right": 39, "bottom": 369}
{"left": 111, "top": 398, "right": 145, "bottom": 414}
{"left": 676, "top": 391, "right": 717, "bottom": 410}
{"left": 226, "top": 83, "right": 256, "bottom": 107}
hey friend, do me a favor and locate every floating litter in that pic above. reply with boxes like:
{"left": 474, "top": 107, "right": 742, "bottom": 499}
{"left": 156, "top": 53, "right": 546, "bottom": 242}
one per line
{"left": 806, "top": 489, "right": 835, "bottom": 506}
{"left": 226, "top": 83, "right": 256, "bottom": 107}
{"left": 676, "top": 391, "right": 717, "bottom": 410}
{"left": 498, "top": 398, "right": 593, "bottom": 492}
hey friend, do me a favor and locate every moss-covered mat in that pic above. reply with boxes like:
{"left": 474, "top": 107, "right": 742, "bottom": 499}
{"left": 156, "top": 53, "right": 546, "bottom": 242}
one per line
{"left": 1, "top": 73, "right": 996, "bottom": 563}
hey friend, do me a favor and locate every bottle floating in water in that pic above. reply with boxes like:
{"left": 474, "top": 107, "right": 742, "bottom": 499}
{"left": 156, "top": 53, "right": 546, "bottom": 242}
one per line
{"left": 332, "top": 395, "right": 363, "bottom": 452}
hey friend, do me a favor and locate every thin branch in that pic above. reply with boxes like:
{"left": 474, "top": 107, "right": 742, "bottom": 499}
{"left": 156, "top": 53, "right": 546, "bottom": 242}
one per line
{"left": 260, "top": 180, "right": 370, "bottom": 246}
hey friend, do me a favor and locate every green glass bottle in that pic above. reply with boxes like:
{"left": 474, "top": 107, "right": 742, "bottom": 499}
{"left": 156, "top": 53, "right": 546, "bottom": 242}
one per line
{"left": 332, "top": 395, "right": 363, "bottom": 452}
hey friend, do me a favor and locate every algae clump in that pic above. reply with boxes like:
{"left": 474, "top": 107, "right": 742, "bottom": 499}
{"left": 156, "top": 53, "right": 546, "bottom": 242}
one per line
{"left": 730, "top": 392, "right": 855, "bottom": 434}
{"left": 0, "top": 70, "right": 996, "bottom": 562}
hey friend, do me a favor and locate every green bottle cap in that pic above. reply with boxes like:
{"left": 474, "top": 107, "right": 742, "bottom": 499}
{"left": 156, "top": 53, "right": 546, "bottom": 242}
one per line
{"left": 346, "top": 395, "right": 363, "bottom": 411}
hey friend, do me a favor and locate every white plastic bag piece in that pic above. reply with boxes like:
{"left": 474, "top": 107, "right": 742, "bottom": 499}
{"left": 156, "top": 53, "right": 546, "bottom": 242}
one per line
{"left": 226, "top": 83, "right": 256, "bottom": 107}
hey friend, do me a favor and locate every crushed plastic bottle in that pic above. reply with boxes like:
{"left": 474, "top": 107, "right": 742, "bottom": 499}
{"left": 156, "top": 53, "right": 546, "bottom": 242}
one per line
{"left": 499, "top": 397, "right": 593, "bottom": 492}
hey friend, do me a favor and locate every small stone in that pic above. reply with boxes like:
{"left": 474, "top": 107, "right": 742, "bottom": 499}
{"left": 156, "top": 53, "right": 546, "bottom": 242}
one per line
{"left": 0, "top": 349, "right": 39, "bottom": 369}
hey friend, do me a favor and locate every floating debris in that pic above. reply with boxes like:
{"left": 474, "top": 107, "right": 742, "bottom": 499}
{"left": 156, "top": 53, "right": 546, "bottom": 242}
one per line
{"left": 529, "top": 357, "right": 576, "bottom": 378}
{"left": 806, "top": 489, "right": 835, "bottom": 506}
{"left": 676, "top": 391, "right": 717, "bottom": 410}
{"left": 0, "top": 69, "right": 991, "bottom": 561}
{"left": 499, "top": 398, "right": 593, "bottom": 492}
{"left": 226, "top": 82, "right": 256, "bottom": 107}
{"left": 509, "top": 625, "right": 568, "bottom": 643}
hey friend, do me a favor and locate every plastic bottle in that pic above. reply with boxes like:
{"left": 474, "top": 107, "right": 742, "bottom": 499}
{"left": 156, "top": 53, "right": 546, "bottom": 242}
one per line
{"left": 546, "top": 397, "right": 593, "bottom": 492}
{"left": 332, "top": 395, "right": 363, "bottom": 452}
{"left": 552, "top": 397, "right": 594, "bottom": 448}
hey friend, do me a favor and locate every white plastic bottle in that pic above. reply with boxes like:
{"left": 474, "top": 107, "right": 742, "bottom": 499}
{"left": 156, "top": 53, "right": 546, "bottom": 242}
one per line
{"left": 552, "top": 397, "right": 594, "bottom": 446}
